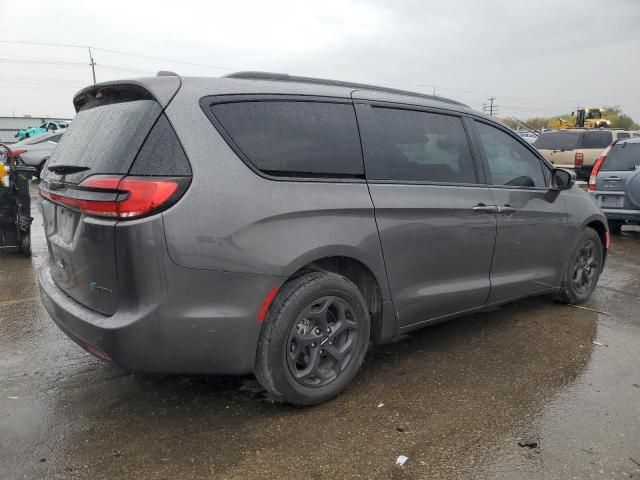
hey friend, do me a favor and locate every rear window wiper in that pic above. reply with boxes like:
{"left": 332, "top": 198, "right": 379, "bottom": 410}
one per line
{"left": 47, "top": 164, "right": 90, "bottom": 175}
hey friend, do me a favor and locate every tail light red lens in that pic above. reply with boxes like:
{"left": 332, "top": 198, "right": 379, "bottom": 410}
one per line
{"left": 588, "top": 143, "right": 614, "bottom": 191}
{"left": 574, "top": 152, "right": 584, "bottom": 167}
{"left": 39, "top": 175, "right": 189, "bottom": 219}
{"left": 8, "top": 149, "right": 26, "bottom": 158}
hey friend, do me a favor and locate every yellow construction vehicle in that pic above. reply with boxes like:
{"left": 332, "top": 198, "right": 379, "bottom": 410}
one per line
{"left": 550, "top": 108, "right": 611, "bottom": 129}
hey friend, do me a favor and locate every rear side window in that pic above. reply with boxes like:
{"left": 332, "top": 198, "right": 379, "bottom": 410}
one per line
{"left": 582, "top": 130, "right": 613, "bottom": 149}
{"left": 46, "top": 99, "right": 161, "bottom": 184}
{"left": 130, "top": 114, "right": 191, "bottom": 176}
{"left": 533, "top": 131, "right": 581, "bottom": 150}
{"left": 601, "top": 143, "right": 640, "bottom": 171}
{"left": 210, "top": 101, "right": 363, "bottom": 177}
{"left": 616, "top": 132, "right": 630, "bottom": 139}
{"left": 358, "top": 107, "right": 477, "bottom": 183}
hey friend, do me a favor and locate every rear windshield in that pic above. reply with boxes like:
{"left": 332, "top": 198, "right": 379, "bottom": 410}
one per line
{"left": 533, "top": 131, "right": 581, "bottom": 150}
{"left": 601, "top": 143, "right": 640, "bottom": 171}
{"left": 45, "top": 99, "right": 161, "bottom": 184}
{"left": 582, "top": 130, "right": 613, "bottom": 149}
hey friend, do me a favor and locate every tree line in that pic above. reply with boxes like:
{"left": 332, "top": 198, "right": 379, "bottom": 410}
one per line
{"left": 500, "top": 106, "right": 639, "bottom": 130}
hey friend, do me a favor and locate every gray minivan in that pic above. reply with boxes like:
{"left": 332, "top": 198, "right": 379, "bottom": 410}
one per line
{"left": 38, "top": 72, "right": 608, "bottom": 405}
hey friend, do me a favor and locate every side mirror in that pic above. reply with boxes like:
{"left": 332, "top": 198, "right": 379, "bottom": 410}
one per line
{"left": 550, "top": 168, "right": 575, "bottom": 191}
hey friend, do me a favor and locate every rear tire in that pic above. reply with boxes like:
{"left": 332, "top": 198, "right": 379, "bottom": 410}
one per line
{"left": 20, "top": 233, "right": 31, "bottom": 258}
{"left": 37, "top": 159, "right": 48, "bottom": 179}
{"left": 554, "top": 228, "right": 602, "bottom": 304}
{"left": 255, "top": 272, "right": 370, "bottom": 406}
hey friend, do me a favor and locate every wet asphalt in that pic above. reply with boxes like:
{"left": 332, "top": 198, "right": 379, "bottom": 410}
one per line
{"left": 1, "top": 189, "right": 639, "bottom": 480}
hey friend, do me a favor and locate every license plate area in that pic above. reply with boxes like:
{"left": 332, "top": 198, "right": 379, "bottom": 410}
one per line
{"left": 598, "top": 195, "right": 624, "bottom": 208}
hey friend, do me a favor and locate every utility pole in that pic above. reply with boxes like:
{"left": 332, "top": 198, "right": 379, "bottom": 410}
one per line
{"left": 482, "top": 97, "right": 498, "bottom": 116}
{"left": 88, "top": 47, "right": 97, "bottom": 85}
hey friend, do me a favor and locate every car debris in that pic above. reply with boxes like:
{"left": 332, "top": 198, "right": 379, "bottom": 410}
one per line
{"left": 518, "top": 437, "right": 539, "bottom": 448}
{"left": 396, "top": 455, "right": 408, "bottom": 466}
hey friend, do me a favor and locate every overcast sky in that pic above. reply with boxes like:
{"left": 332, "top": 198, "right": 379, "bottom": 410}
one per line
{"left": 1, "top": 0, "right": 639, "bottom": 121}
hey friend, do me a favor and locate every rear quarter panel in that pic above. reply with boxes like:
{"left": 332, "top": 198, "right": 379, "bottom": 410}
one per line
{"left": 160, "top": 79, "right": 391, "bottom": 300}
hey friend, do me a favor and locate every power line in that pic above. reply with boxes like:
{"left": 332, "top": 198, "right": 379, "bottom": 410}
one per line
{"left": 0, "top": 58, "right": 87, "bottom": 66}
{"left": 0, "top": 39, "right": 239, "bottom": 71}
{"left": 0, "top": 39, "right": 615, "bottom": 117}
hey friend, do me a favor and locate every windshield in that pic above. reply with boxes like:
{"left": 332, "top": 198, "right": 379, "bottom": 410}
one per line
{"left": 601, "top": 143, "right": 640, "bottom": 171}
{"left": 533, "top": 131, "right": 581, "bottom": 150}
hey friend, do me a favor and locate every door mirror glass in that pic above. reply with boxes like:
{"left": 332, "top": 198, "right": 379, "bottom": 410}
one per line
{"left": 550, "top": 168, "right": 575, "bottom": 190}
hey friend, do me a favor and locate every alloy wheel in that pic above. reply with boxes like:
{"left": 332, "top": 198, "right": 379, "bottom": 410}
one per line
{"left": 286, "top": 295, "right": 359, "bottom": 388}
{"left": 572, "top": 239, "right": 599, "bottom": 294}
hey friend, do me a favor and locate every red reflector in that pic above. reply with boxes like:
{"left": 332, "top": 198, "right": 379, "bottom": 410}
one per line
{"left": 605, "top": 231, "right": 610, "bottom": 249}
{"left": 257, "top": 287, "right": 279, "bottom": 322}
{"left": 9, "top": 149, "right": 26, "bottom": 157}
{"left": 39, "top": 175, "right": 183, "bottom": 220}
{"left": 84, "top": 342, "right": 111, "bottom": 361}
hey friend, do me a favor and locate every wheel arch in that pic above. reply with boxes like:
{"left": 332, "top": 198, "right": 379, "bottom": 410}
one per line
{"left": 584, "top": 218, "right": 608, "bottom": 263}
{"left": 286, "top": 254, "right": 387, "bottom": 343}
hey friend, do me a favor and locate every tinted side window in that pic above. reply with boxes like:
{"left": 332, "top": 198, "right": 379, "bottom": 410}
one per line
{"left": 211, "top": 101, "right": 363, "bottom": 177}
{"left": 582, "top": 130, "right": 613, "bottom": 149}
{"left": 359, "top": 107, "right": 477, "bottom": 183}
{"left": 601, "top": 143, "right": 640, "bottom": 171}
{"left": 130, "top": 114, "right": 192, "bottom": 176}
{"left": 476, "top": 122, "right": 546, "bottom": 188}
{"left": 616, "top": 132, "right": 630, "bottom": 139}
{"left": 533, "top": 131, "right": 581, "bottom": 150}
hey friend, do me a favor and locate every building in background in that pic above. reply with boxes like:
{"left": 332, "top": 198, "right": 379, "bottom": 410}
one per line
{"left": 0, "top": 116, "right": 73, "bottom": 144}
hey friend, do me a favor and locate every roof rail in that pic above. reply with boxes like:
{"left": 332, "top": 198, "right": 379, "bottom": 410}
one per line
{"left": 223, "top": 71, "right": 467, "bottom": 107}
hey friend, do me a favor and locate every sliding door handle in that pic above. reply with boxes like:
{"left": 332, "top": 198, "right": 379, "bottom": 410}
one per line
{"left": 496, "top": 205, "right": 517, "bottom": 214}
{"left": 472, "top": 204, "right": 498, "bottom": 213}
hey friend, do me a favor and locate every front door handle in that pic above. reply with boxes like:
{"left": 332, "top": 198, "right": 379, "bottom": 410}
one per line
{"left": 472, "top": 204, "right": 498, "bottom": 213}
{"left": 496, "top": 205, "right": 517, "bottom": 214}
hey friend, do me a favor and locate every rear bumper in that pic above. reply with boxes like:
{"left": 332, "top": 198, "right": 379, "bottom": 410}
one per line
{"left": 39, "top": 260, "right": 282, "bottom": 375}
{"left": 602, "top": 208, "right": 640, "bottom": 223}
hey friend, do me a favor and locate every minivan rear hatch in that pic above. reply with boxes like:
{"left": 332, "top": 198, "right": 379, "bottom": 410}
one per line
{"left": 40, "top": 81, "right": 185, "bottom": 315}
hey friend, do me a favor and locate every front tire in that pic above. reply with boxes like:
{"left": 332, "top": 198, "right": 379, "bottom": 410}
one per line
{"left": 554, "top": 228, "right": 603, "bottom": 304}
{"left": 255, "top": 272, "right": 370, "bottom": 406}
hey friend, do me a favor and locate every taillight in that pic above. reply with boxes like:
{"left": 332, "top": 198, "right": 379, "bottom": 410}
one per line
{"left": 588, "top": 143, "right": 614, "bottom": 191}
{"left": 574, "top": 152, "right": 584, "bottom": 167}
{"left": 8, "top": 149, "right": 26, "bottom": 158}
{"left": 39, "top": 175, "right": 189, "bottom": 219}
